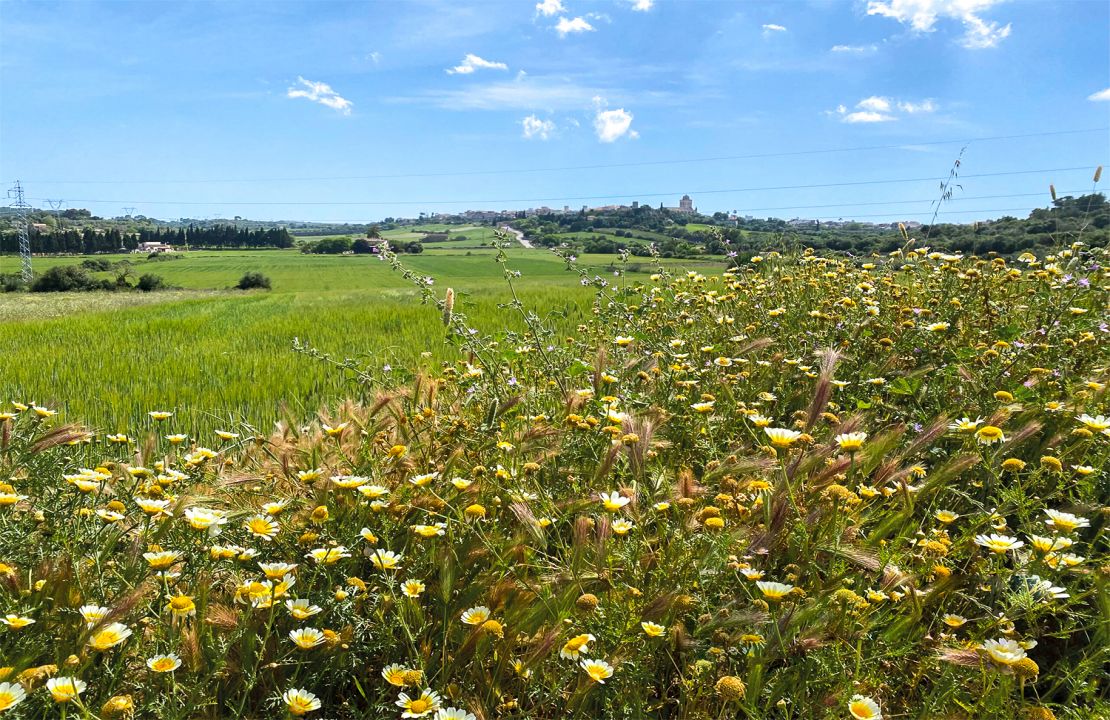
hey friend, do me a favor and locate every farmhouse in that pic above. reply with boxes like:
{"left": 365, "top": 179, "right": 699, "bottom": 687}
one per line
{"left": 134, "top": 241, "right": 176, "bottom": 254}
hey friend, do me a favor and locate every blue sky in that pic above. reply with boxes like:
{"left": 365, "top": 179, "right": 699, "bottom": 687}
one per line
{"left": 1, "top": 0, "right": 1108, "bottom": 223}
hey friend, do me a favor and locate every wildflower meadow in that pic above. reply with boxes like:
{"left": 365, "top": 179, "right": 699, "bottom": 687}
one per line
{"left": 0, "top": 238, "right": 1106, "bottom": 720}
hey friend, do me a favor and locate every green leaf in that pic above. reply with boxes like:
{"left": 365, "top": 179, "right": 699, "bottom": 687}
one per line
{"left": 890, "top": 377, "right": 920, "bottom": 396}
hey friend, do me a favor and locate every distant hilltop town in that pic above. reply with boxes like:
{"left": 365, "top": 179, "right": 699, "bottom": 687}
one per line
{"left": 424, "top": 194, "right": 919, "bottom": 231}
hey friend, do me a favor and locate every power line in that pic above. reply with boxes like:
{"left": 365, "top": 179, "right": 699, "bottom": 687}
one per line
{"left": 18, "top": 190, "right": 1087, "bottom": 220}
{"left": 805, "top": 206, "right": 1100, "bottom": 221}
{"left": 18, "top": 127, "right": 1108, "bottom": 185}
{"left": 24, "top": 165, "right": 1100, "bottom": 207}
{"left": 20, "top": 189, "right": 1092, "bottom": 216}
{"left": 734, "top": 190, "right": 1086, "bottom": 214}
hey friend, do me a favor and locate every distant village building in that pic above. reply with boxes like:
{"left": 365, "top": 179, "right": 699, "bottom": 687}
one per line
{"left": 662, "top": 194, "right": 697, "bottom": 214}
{"left": 135, "top": 241, "right": 175, "bottom": 254}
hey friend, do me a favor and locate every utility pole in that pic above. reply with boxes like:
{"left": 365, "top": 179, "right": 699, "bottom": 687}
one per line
{"left": 6, "top": 181, "right": 33, "bottom": 283}
{"left": 123, "top": 207, "right": 136, "bottom": 218}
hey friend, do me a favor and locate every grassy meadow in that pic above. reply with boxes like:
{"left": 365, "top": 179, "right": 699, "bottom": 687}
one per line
{"left": 0, "top": 242, "right": 1105, "bottom": 719}
{"left": 0, "top": 248, "right": 721, "bottom": 435}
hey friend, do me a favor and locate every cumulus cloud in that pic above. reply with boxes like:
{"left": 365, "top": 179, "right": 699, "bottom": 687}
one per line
{"left": 555, "top": 16, "right": 595, "bottom": 36}
{"left": 843, "top": 111, "right": 895, "bottom": 123}
{"left": 535, "top": 0, "right": 563, "bottom": 16}
{"left": 857, "top": 96, "right": 892, "bottom": 112}
{"left": 287, "top": 76, "right": 352, "bottom": 115}
{"left": 897, "top": 99, "right": 937, "bottom": 113}
{"left": 831, "top": 44, "right": 878, "bottom": 53}
{"left": 762, "top": 23, "right": 787, "bottom": 32}
{"left": 1088, "top": 87, "right": 1110, "bottom": 102}
{"left": 829, "top": 95, "right": 937, "bottom": 123}
{"left": 521, "top": 114, "right": 556, "bottom": 140}
{"left": 958, "top": 13, "right": 1011, "bottom": 48}
{"left": 627, "top": 0, "right": 654, "bottom": 10}
{"left": 866, "top": 0, "right": 1012, "bottom": 49}
{"left": 592, "top": 98, "right": 637, "bottom": 142}
{"left": 446, "top": 54, "right": 508, "bottom": 75}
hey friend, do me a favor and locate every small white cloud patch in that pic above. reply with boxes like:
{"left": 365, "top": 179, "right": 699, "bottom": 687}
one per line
{"left": 593, "top": 101, "right": 637, "bottom": 142}
{"left": 829, "top": 95, "right": 936, "bottom": 123}
{"left": 897, "top": 99, "right": 937, "bottom": 113}
{"left": 856, "top": 96, "right": 891, "bottom": 112}
{"left": 627, "top": 0, "right": 654, "bottom": 11}
{"left": 843, "top": 111, "right": 895, "bottom": 124}
{"left": 1088, "top": 87, "right": 1110, "bottom": 102}
{"left": 555, "top": 16, "right": 595, "bottom": 36}
{"left": 762, "top": 23, "right": 787, "bottom": 32}
{"left": 446, "top": 54, "right": 509, "bottom": 75}
{"left": 535, "top": 0, "right": 564, "bottom": 17}
{"left": 287, "top": 76, "right": 352, "bottom": 115}
{"left": 521, "top": 115, "right": 556, "bottom": 140}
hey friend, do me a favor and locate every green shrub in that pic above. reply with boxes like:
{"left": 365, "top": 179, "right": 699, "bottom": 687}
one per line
{"left": 137, "top": 273, "right": 166, "bottom": 292}
{"left": 237, "top": 271, "right": 271, "bottom": 290}
{"left": 31, "top": 265, "right": 112, "bottom": 292}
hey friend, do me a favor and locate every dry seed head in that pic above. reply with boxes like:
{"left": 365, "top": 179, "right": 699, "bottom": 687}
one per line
{"left": 715, "top": 675, "right": 746, "bottom": 701}
{"left": 1012, "top": 657, "right": 1040, "bottom": 678}
{"left": 442, "top": 288, "right": 455, "bottom": 326}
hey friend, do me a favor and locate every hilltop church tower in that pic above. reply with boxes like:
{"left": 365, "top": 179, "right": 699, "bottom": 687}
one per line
{"left": 679, "top": 194, "right": 694, "bottom": 212}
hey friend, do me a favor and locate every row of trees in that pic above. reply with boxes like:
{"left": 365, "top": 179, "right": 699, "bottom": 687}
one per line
{"left": 0, "top": 225, "right": 294, "bottom": 254}
{"left": 298, "top": 237, "right": 423, "bottom": 254}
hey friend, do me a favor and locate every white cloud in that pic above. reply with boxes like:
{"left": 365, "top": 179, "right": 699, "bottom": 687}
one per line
{"left": 555, "top": 16, "right": 595, "bottom": 36}
{"left": 831, "top": 44, "right": 878, "bottom": 53}
{"left": 829, "top": 96, "right": 936, "bottom": 123}
{"left": 857, "top": 95, "right": 892, "bottom": 112}
{"left": 535, "top": 0, "right": 563, "bottom": 17}
{"left": 593, "top": 99, "right": 637, "bottom": 142}
{"left": 843, "top": 111, "right": 895, "bottom": 123}
{"left": 521, "top": 114, "right": 556, "bottom": 140}
{"left": 287, "top": 76, "right": 352, "bottom": 115}
{"left": 367, "top": 51, "right": 382, "bottom": 64}
{"left": 446, "top": 54, "right": 508, "bottom": 75}
{"left": 897, "top": 99, "right": 937, "bottom": 113}
{"left": 762, "top": 23, "right": 788, "bottom": 32}
{"left": 958, "top": 13, "right": 1011, "bottom": 48}
{"left": 627, "top": 0, "right": 654, "bottom": 10}
{"left": 1089, "top": 87, "right": 1110, "bottom": 102}
{"left": 866, "top": 0, "right": 1012, "bottom": 49}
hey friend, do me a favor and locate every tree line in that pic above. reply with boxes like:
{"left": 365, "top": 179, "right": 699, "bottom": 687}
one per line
{"left": 299, "top": 236, "right": 423, "bottom": 254}
{"left": 515, "top": 194, "right": 1108, "bottom": 256}
{"left": 0, "top": 225, "right": 294, "bottom": 254}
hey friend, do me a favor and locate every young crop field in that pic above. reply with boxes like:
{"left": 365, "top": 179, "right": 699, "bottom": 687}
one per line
{"left": 0, "top": 243, "right": 1105, "bottom": 720}
{"left": 0, "top": 248, "right": 719, "bottom": 434}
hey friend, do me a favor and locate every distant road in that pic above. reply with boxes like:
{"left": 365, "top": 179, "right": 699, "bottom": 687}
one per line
{"left": 500, "top": 225, "right": 533, "bottom": 249}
